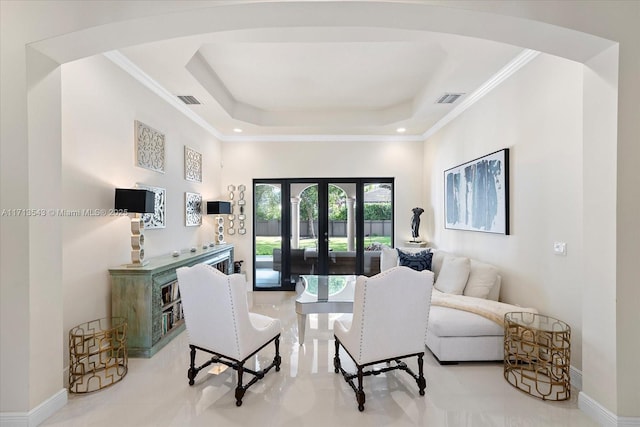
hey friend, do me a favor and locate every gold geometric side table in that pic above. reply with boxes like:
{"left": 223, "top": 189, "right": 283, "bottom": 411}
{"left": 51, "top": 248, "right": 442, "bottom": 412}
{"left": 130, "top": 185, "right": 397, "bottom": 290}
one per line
{"left": 504, "top": 312, "right": 571, "bottom": 401}
{"left": 68, "top": 317, "right": 128, "bottom": 393}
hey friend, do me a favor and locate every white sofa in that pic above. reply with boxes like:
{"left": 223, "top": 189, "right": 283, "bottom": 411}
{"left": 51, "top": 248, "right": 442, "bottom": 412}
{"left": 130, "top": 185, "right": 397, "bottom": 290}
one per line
{"left": 381, "top": 246, "right": 536, "bottom": 363}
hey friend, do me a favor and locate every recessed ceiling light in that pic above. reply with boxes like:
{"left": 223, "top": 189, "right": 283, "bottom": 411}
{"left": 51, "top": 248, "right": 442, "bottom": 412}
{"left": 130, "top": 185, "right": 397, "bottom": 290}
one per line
{"left": 396, "top": 127, "right": 406, "bottom": 133}
{"left": 233, "top": 128, "right": 243, "bottom": 133}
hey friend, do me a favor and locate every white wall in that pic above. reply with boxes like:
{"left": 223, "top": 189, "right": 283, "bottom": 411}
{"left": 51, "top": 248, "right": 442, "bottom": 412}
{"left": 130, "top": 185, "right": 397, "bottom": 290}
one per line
{"left": 581, "top": 44, "right": 621, "bottom": 416}
{"left": 61, "top": 55, "right": 223, "bottom": 368}
{"left": 425, "top": 54, "right": 585, "bottom": 368}
{"left": 222, "top": 139, "right": 425, "bottom": 283}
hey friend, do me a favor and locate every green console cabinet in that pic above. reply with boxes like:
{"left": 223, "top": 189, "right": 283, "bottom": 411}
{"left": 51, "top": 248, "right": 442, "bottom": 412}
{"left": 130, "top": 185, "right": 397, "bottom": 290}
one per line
{"left": 109, "top": 244, "right": 234, "bottom": 357}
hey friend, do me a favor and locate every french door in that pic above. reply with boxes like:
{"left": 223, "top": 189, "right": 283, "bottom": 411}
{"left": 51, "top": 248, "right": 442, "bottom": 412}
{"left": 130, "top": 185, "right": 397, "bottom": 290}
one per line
{"left": 253, "top": 178, "right": 394, "bottom": 291}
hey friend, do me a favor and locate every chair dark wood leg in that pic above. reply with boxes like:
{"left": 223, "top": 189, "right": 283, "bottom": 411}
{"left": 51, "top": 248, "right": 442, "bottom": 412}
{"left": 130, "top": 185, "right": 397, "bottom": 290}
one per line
{"left": 356, "top": 366, "right": 365, "bottom": 411}
{"left": 417, "top": 353, "right": 426, "bottom": 396}
{"left": 235, "top": 362, "right": 246, "bottom": 406}
{"left": 334, "top": 338, "right": 341, "bottom": 373}
{"left": 188, "top": 345, "right": 197, "bottom": 386}
{"left": 274, "top": 336, "right": 281, "bottom": 372}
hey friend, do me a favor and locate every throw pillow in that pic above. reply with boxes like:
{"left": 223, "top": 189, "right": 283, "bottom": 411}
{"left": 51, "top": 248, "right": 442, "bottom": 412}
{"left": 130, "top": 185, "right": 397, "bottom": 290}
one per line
{"left": 430, "top": 250, "right": 448, "bottom": 277}
{"left": 397, "top": 249, "right": 433, "bottom": 272}
{"left": 434, "top": 256, "right": 470, "bottom": 295}
{"left": 380, "top": 245, "right": 399, "bottom": 271}
{"left": 463, "top": 260, "right": 499, "bottom": 299}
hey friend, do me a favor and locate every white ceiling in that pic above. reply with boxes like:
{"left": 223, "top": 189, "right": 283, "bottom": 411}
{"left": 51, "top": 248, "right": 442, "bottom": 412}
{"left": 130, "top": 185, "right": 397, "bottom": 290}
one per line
{"left": 117, "top": 27, "right": 528, "bottom": 141}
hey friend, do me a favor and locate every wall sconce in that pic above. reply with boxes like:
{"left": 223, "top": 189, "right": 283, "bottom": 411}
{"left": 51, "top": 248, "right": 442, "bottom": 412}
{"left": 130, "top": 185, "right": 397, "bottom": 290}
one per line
{"left": 207, "top": 201, "right": 231, "bottom": 245}
{"left": 115, "top": 188, "right": 155, "bottom": 266}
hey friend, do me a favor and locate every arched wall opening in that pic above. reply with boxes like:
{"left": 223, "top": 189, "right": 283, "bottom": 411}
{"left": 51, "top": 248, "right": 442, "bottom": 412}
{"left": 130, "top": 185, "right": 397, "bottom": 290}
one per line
{"left": 3, "top": 2, "right": 635, "bottom": 424}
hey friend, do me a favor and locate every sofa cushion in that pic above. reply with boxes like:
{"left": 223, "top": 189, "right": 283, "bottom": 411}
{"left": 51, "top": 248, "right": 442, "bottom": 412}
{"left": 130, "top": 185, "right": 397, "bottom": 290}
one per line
{"left": 434, "top": 256, "right": 470, "bottom": 295}
{"left": 428, "top": 305, "right": 504, "bottom": 337}
{"left": 397, "top": 249, "right": 433, "bottom": 272}
{"left": 464, "top": 260, "right": 499, "bottom": 299}
{"left": 486, "top": 276, "right": 501, "bottom": 301}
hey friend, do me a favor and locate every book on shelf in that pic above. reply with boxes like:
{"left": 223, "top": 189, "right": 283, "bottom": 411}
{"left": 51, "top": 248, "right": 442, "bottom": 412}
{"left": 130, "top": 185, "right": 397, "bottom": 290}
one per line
{"left": 171, "top": 281, "right": 179, "bottom": 301}
{"left": 160, "top": 280, "right": 181, "bottom": 307}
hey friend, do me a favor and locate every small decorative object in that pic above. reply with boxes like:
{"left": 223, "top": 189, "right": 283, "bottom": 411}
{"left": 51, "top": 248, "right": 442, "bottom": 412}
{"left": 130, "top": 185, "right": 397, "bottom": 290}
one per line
{"left": 207, "top": 201, "right": 232, "bottom": 244}
{"left": 172, "top": 251, "right": 180, "bottom": 257}
{"left": 184, "top": 146, "right": 202, "bottom": 182}
{"left": 185, "top": 192, "right": 202, "bottom": 227}
{"left": 234, "top": 260, "right": 244, "bottom": 274}
{"left": 202, "top": 244, "right": 208, "bottom": 249}
{"left": 136, "top": 183, "right": 166, "bottom": 229}
{"left": 444, "top": 148, "right": 509, "bottom": 234}
{"left": 114, "top": 188, "right": 155, "bottom": 267}
{"left": 410, "top": 207, "right": 424, "bottom": 242}
{"left": 135, "top": 120, "right": 165, "bottom": 173}
{"left": 190, "top": 247, "right": 197, "bottom": 253}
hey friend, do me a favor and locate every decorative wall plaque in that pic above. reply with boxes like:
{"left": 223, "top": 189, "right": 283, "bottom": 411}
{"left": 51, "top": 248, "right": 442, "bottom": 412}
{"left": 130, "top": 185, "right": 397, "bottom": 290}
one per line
{"left": 185, "top": 192, "right": 202, "bottom": 227}
{"left": 136, "top": 183, "right": 166, "bottom": 229}
{"left": 135, "top": 120, "right": 165, "bottom": 173}
{"left": 227, "top": 185, "right": 235, "bottom": 235}
{"left": 237, "top": 184, "right": 247, "bottom": 235}
{"left": 184, "top": 146, "right": 202, "bottom": 182}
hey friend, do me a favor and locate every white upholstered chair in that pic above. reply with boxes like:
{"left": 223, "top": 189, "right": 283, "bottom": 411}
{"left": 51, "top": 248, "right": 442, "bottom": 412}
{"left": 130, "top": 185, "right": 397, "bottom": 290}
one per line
{"left": 176, "top": 264, "right": 282, "bottom": 406}
{"left": 333, "top": 266, "right": 434, "bottom": 411}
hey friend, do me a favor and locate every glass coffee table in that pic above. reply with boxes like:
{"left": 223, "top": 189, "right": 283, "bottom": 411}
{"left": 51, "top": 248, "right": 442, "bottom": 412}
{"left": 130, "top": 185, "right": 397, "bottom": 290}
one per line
{"left": 295, "top": 275, "right": 356, "bottom": 345}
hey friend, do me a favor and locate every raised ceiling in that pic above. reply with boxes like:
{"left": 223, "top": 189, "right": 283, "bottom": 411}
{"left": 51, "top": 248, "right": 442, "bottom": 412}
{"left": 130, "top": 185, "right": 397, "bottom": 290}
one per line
{"left": 117, "top": 27, "right": 528, "bottom": 141}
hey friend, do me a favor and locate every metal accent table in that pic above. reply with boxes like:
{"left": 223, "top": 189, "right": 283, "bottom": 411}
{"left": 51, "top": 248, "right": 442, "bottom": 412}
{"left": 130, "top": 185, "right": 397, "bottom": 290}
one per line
{"left": 68, "top": 317, "right": 128, "bottom": 393}
{"left": 504, "top": 312, "right": 571, "bottom": 401}
{"left": 295, "top": 275, "right": 356, "bottom": 345}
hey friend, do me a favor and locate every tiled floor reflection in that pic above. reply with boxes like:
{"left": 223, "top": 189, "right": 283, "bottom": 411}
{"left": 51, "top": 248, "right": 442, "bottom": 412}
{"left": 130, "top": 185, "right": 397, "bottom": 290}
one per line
{"left": 43, "top": 291, "right": 597, "bottom": 427}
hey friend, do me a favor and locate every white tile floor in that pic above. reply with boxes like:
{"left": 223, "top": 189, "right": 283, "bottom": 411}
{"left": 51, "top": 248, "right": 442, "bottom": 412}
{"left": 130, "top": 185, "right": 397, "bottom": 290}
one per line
{"left": 43, "top": 291, "right": 597, "bottom": 427}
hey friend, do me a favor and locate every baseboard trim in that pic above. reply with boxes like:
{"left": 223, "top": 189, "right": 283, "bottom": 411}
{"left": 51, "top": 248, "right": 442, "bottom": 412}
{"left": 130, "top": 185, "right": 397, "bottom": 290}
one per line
{"left": 579, "top": 392, "right": 640, "bottom": 427}
{"left": 0, "top": 388, "right": 67, "bottom": 427}
{"left": 570, "top": 365, "right": 582, "bottom": 391}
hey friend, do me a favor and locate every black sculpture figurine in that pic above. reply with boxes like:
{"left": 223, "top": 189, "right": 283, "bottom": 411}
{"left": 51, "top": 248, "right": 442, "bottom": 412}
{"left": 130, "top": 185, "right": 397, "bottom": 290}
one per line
{"left": 411, "top": 207, "right": 425, "bottom": 241}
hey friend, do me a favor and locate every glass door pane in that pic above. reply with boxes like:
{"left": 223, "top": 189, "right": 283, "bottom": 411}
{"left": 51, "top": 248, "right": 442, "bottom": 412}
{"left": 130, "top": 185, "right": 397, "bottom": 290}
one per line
{"left": 254, "top": 182, "right": 282, "bottom": 289}
{"left": 327, "top": 182, "right": 357, "bottom": 275}
{"left": 290, "top": 182, "right": 319, "bottom": 281}
{"left": 363, "top": 182, "right": 393, "bottom": 276}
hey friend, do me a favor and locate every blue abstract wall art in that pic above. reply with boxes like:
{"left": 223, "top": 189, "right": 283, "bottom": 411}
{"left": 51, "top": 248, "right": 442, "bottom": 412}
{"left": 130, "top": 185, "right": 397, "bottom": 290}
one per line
{"left": 444, "top": 149, "right": 509, "bottom": 234}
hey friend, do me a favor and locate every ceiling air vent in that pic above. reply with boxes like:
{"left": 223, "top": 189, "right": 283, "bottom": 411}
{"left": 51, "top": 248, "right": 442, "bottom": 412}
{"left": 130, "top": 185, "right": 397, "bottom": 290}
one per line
{"left": 177, "top": 95, "right": 201, "bottom": 105}
{"left": 436, "top": 93, "right": 465, "bottom": 104}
